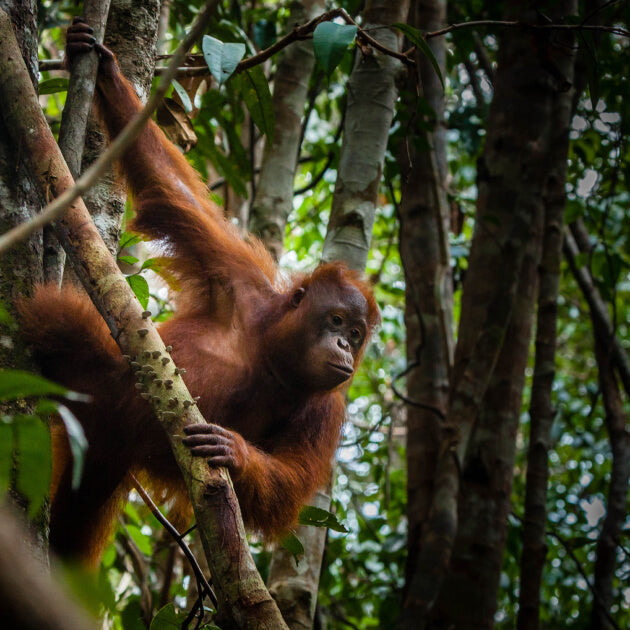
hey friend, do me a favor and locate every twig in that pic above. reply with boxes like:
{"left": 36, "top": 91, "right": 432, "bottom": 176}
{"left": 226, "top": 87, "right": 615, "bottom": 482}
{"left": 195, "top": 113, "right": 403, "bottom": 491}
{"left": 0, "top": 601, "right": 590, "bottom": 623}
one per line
{"left": 0, "top": 0, "right": 220, "bottom": 254}
{"left": 424, "top": 19, "right": 630, "bottom": 40}
{"left": 130, "top": 474, "right": 217, "bottom": 609}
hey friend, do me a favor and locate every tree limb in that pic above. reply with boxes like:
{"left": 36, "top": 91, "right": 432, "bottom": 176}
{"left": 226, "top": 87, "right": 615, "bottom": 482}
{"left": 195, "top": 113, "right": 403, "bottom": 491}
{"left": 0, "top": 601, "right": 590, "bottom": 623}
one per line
{"left": 0, "top": 6, "right": 288, "bottom": 628}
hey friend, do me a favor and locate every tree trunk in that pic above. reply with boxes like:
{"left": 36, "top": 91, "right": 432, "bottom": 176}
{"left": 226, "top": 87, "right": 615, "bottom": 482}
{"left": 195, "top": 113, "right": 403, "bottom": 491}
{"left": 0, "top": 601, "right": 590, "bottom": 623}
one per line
{"left": 397, "top": 1, "right": 452, "bottom": 627}
{"left": 590, "top": 333, "right": 630, "bottom": 630}
{"left": 323, "top": 0, "right": 409, "bottom": 270}
{"left": 78, "top": 0, "right": 161, "bottom": 257}
{"left": 406, "top": 2, "right": 576, "bottom": 626}
{"left": 248, "top": 0, "right": 325, "bottom": 261}
{"left": 517, "top": 12, "right": 577, "bottom": 624}
{"left": 0, "top": 0, "right": 48, "bottom": 563}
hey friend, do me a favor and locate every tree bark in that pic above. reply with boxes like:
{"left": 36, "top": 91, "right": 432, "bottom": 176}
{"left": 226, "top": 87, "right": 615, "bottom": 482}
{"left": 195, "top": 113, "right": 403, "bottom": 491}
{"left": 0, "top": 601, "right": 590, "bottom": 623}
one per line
{"left": 0, "top": 8, "right": 287, "bottom": 628}
{"left": 406, "top": 2, "right": 576, "bottom": 626}
{"left": 322, "top": 0, "right": 409, "bottom": 271}
{"left": 79, "top": 0, "right": 161, "bottom": 257}
{"left": 45, "top": 0, "right": 112, "bottom": 284}
{"left": 397, "top": 1, "right": 452, "bottom": 627}
{"left": 0, "top": 0, "right": 49, "bottom": 563}
{"left": 0, "top": 507, "right": 98, "bottom": 630}
{"left": 248, "top": 0, "right": 325, "bottom": 261}
{"left": 590, "top": 334, "right": 630, "bottom": 630}
{"left": 516, "top": 11, "right": 577, "bottom": 622}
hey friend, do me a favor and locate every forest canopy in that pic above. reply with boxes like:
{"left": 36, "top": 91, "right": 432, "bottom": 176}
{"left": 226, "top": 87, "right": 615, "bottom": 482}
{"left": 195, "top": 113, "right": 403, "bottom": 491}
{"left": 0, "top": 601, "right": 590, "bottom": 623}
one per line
{"left": 0, "top": 0, "right": 629, "bottom": 629}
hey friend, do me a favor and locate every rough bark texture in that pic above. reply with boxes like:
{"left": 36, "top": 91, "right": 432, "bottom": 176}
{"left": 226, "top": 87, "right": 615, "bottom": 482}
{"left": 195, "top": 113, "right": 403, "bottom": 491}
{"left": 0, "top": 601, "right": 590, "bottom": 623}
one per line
{"left": 0, "top": 11, "right": 286, "bottom": 628}
{"left": 567, "top": 219, "right": 630, "bottom": 397}
{"left": 80, "top": 0, "right": 161, "bottom": 256}
{"left": 45, "top": 0, "right": 112, "bottom": 284}
{"left": 405, "top": 3, "right": 576, "bottom": 626}
{"left": 0, "top": 507, "right": 98, "bottom": 630}
{"left": 248, "top": 0, "right": 325, "bottom": 261}
{"left": 0, "top": 0, "right": 48, "bottom": 562}
{"left": 322, "top": 0, "right": 409, "bottom": 271}
{"left": 267, "top": 490, "right": 330, "bottom": 630}
{"left": 397, "top": 1, "right": 452, "bottom": 628}
{"left": 590, "top": 335, "right": 630, "bottom": 630}
{"left": 517, "top": 9, "right": 577, "bottom": 626}
{"left": 0, "top": 0, "right": 41, "bottom": 317}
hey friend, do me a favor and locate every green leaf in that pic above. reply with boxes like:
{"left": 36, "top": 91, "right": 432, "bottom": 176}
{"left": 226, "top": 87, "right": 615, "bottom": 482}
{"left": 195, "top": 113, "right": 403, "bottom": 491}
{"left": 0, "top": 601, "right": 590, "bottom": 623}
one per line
{"left": 172, "top": 79, "right": 193, "bottom": 113}
{"left": 281, "top": 531, "right": 304, "bottom": 564}
{"left": 119, "top": 231, "right": 142, "bottom": 250}
{"left": 150, "top": 604, "right": 187, "bottom": 630}
{"left": 313, "top": 22, "right": 357, "bottom": 75}
{"left": 253, "top": 19, "right": 276, "bottom": 50}
{"left": 299, "top": 505, "right": 349, "bottom": 533}
{"left": 0, "top": 301, "right": 14, "bottom": 326}
{"left": 39, "top": 77, "right": 69, "bottom": 95}
{"left": 0, "top": 369, "right": 87, "bottom": 402}
{"left": 118, "top": 254, "right": 140, "bottom": 266}
{"left": 236, "top": 66, "right": 274, "bottom": 139}
{"left": 140, "top": 257, "right": 162, "bottom": 272}
{"left": 126, "top": 523, "right": 153, "bottom": 556}
{"left": 127, "top": 274, "right": 150, "bottom": 309}
{"left": 57, "top": 404, "right": 87, "bottom": 490}
{"left": 15, "top": 415, "right": 51, "bottom": 518}
{"left": 393, "top": 23, "right": 445, "bottom": 91}
{"left": 0, "top": 419, "right": 14, "bottom": 496}
{"left": 202, "top": 35, "right": 246, "bottom": 86}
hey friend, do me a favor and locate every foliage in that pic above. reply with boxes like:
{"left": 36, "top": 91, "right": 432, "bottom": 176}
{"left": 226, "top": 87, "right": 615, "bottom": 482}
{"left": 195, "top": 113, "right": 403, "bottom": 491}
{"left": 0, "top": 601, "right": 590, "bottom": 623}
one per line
{"left": 4, "top": 0, "right": 628, "bottom": 628}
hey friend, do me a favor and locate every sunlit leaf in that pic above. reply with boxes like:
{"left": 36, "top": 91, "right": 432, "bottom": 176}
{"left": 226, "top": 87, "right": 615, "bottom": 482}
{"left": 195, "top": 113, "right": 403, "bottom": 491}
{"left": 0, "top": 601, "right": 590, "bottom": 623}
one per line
{"left": 172, "top": 79, "right": 193, "bottom": 112}
{"left": 57, "top": 403, "right": 87, "bottom": 490}
{"left": 202, "top": 35, "right": 246, "bottom": 86}
{"left": 127, "top": 274, "right": 150, "bottom": 309}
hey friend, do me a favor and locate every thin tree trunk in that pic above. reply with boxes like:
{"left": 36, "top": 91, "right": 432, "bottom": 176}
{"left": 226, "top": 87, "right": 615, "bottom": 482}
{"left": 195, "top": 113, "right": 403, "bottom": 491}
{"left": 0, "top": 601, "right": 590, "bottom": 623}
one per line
{"left": 517, "top": 6, "right": 577, "bottom": 625}
{"left": 590, "top": 334, "right": 630, "bottom": 630}
{"left": 323, "top": 0, "right": 409, "bottom": 270}
{"left": 566, "top": 219, "right": 630, "bottom": 398}
{"left": 267, "top": 490, "right": 330, "bottom": 630}
{"left": 397, "top": 1, "right": 452, "bottom": 627}
{"left": 45, "top": 0, "right": 112, "bottom": 285}
{"left": 76, "top": 0, "right": 161, "bottom": 259}
{"left": 248, "top": 0, "right": 325, "bottom": 261}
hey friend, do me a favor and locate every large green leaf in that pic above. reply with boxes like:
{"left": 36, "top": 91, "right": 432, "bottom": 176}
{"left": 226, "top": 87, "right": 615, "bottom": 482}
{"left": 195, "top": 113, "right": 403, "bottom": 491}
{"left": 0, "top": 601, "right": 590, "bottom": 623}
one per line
{"left": 393, "top": 23, "right": 445, "bottom": 91}
{"left": 39, "top": 77, "right": 69, "bottom": 95}
{"left": 313, "top": 22, "right": 357, "bottom": 75}
{"left": 299, "top": 504, "right": 348, "bottom": 533}
{"left": 202, "top": 35, "right": 246, "bottom": 86}
{"left": 15, "top": 415, "right": 51, "bottom": 518}
{"left": 281, "top": 531, "right": 305, "bottom": 564}
{"left": 127, "top": 274, "right": 150, "bottom": 310}
{"left": 0, "top": 369, "right": 86, "bottom": 401}
{"left": 235, "top": 66, "right": 274, "bottom": 139}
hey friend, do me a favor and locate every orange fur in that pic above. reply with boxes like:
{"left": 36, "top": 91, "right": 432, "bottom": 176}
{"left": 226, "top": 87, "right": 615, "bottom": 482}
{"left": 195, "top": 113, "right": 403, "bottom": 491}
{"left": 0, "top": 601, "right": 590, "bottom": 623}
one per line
{"left": 17, "top": 44, "right": 379, "bottom": 564}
